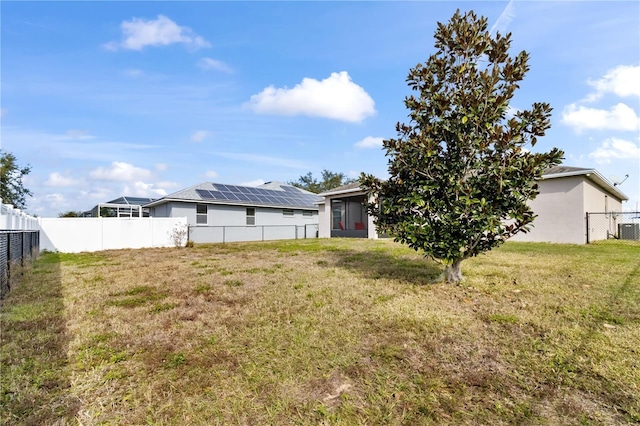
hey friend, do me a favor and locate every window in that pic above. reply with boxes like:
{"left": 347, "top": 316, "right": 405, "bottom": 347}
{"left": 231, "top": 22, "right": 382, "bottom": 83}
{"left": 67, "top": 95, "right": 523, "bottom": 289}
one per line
{"left": 283, "top": 209, "right": 294, "bottom": 217}
{"left": 332, "top": 199, "right": 344, "bottom": 230}
{"left": 246, "top": 207, "right": 256, "bottom": 225}
{"left": 303, "top": 210, "right": 314, "bottom": 217}
{"left": 196, "top": 204, "right": 207, "bottom": 224}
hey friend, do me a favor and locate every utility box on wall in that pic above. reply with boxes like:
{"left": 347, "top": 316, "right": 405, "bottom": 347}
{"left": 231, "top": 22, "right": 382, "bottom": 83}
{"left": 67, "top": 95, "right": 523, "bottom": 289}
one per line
{"left": 618, "top": 223, "right": 640, "bottom": 240}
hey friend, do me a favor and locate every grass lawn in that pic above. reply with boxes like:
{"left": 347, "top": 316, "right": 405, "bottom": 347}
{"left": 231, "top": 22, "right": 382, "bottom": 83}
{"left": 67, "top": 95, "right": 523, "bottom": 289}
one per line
{"left": 1, "top": 238, "right": 639, "bottom": 425}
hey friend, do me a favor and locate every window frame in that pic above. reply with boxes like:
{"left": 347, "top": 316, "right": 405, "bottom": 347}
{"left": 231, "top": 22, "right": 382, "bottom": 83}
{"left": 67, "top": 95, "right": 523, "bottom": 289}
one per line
{"left": 196, "top": 204, "right": 208, "bottom": 225}
{"left": 246, "top": 207, "right": 256, "bottom": 226}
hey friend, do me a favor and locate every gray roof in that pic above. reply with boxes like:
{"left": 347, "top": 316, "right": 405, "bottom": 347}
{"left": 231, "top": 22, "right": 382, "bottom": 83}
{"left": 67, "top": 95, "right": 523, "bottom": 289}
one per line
{"left": 316, "top": 166, "right": 627, "bottom": 202}
{"left": 145, "top": 181, "right": 322, "bottom": 210}
{"left": 541, "top": 165, "right": 628, "bottom": 201}
{"left": 318, "top": 181, "right": 362, "bottom": 197}
{"left": 106, "top": 196, "right": 157, "bottom": 206}
{"left": 543, "top": 166, "right": 591, "bottom": 175}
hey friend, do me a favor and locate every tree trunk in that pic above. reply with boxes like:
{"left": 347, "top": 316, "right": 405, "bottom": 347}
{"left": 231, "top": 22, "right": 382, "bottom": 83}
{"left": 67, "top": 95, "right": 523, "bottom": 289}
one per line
{"left": 444, "top": 259, "right": 464, "bottom": 284}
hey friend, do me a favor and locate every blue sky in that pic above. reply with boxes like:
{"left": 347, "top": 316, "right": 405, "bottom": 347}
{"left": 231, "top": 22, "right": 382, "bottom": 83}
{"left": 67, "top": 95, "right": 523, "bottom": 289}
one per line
{"left": 1, "top": 1, "right": 639, "bottom": 217}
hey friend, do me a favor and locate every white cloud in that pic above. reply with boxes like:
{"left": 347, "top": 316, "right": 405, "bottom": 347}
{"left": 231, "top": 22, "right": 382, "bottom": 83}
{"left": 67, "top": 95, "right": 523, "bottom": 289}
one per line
{"left": 45, "top": 172, "right": 82, "bottom": 187}
{"left": 586, "top": 65, "right": 640, "bottom": 102}
{"left": 589, "top": 137, "right": 640, "bottom": 164}
{"left": 191, "top": 130, "right": 211, "bottom": 142}
{"left": 561, "top": 103, "right": 640, "bottom": 133}
{"left": 246, "top": 71, "right": 376, "bottom": 123}
{"left": 198, "top": 57, "right": 233, "bottom": 73}
{"left": 355, "top": 136, "right": 384, "bottom": 149}
{"left": 240, "top": 179, "right": 265, "bottom": 187}
{"left": 90, "top": 162, "right": 153, "bottom": 181}
{"left": 45, "top": 193, "right": 66, "bottom": 207}
{"left": 104, "top": 15, "right": 210, "bottom": 51}
{"left": 155, "top": 181, "right": 179, "bottom": 189}
{"left": 122, "top": 181, "right": 168, "bottom": 198}
{"left": 490, "top": 0, "right": 515, "bottom": 34}
{"left": 155, "top": 163, "right": 168, "bottom": 172}
{"left": 83, "top": 188, "right": 114, "bottom": 201}
{"left": 203, "top": 170, "right": 219, "bottom": 179}
{"left": 60, "top": 129, "right": 94, "bottom": 140}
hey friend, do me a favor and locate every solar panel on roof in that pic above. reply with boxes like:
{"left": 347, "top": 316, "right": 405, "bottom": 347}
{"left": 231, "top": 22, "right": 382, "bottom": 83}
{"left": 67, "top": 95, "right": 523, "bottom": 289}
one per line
{"left": 197, "top": 184, "right": 320, "bottom": 208}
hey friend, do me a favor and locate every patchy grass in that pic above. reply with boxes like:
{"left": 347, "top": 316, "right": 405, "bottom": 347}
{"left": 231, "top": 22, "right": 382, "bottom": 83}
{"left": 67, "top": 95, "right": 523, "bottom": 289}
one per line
{"left": 1, "top": 238, "right": 639, "bottom": 425}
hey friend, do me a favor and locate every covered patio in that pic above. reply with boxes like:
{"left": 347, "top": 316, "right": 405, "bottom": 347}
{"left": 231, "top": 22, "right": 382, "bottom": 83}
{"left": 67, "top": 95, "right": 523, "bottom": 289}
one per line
{"left": 317, "top": 182, "right": 379, "bottom": 239}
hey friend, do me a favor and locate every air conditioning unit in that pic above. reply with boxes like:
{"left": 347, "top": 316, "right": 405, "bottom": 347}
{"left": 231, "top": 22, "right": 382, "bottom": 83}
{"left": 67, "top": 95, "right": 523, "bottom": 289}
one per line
{"left": 618, "top": 223, "right": 640, "bottom": 240}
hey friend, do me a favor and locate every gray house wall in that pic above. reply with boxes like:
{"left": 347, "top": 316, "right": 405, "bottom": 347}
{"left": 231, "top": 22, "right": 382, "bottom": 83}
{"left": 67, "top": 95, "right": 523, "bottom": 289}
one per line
{"left": 150, "top": 201, "right": 317, "bottom": 243}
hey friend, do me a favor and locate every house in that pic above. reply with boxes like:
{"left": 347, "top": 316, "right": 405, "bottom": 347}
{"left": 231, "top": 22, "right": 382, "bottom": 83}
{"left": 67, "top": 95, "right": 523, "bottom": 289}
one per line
{"left": 81, "top": 196, "right": 157, "bottom": 218}
{"left": 144, "top": 181, "right": 321, "bottom": 243}
{"left": 510, "top": 166, "right": 628, "bottom": 244}
{"left": 317, "top": 182, "right": 379, "bottom": 239}
{"left": 317, "top": 166, "right": 629, "bottom": 244}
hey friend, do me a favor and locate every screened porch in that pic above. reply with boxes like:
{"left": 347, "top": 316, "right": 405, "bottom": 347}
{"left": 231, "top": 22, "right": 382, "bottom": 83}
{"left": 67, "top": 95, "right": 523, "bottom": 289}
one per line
{"left": 330, "top": 196, "right": 368, "bottom": 238}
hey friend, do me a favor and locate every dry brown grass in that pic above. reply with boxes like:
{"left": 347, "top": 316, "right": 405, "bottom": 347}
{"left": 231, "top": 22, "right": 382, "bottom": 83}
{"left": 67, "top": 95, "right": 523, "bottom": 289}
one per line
{"left": 1, "top": 238, "right": 639, "bottom": 425}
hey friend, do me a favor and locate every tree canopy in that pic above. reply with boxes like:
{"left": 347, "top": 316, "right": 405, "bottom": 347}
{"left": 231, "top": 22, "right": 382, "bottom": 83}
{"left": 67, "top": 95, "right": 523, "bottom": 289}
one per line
{"left": 360, "top": 10, "right": 563, "bottom": 283}
{"left": 0, "top": 150, "right": 33, "bottom": 210}
{"left": 289, "top": 170, "right": 354, "bottom": 194}
{"left": 58, "top": 211, "right": 83, "bottom": 218}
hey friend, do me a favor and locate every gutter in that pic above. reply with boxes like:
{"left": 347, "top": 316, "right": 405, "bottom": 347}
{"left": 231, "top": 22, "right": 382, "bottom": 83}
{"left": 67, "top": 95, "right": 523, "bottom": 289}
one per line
{"left": 542, "top": 169, "right": 629, "bottom": 201}
{"left": 143, "top": 197, "right": 320, "bottom": 211}
{"left": 318, "top": 187, "right": 364, "bottom": 197}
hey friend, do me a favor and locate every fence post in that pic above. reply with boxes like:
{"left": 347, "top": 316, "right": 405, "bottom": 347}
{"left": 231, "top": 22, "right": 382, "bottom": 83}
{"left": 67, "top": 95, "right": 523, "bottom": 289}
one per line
{"left": 585, "top": 213, "right": 590, "bottom": 244}
{"left": 6, "top": 233, "right": 11, "bottom": 293}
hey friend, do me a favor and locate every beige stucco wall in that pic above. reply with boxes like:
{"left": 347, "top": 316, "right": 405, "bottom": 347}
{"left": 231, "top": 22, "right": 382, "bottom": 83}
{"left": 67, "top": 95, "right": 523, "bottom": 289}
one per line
{"left": 511, "top": 176, "right": 587, "bottom": 244}
{"left": 367, "top": 195, "right": 378, "bottom": 239}
{"left": 317, "top": 202, "right": 330, "bottom": 238}
{"left": 583, "top": 178, "right": 624, "bottom": 241}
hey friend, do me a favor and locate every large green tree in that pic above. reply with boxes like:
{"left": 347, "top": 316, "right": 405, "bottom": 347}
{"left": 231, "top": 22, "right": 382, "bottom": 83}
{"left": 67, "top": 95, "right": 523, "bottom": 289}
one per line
{"left": 360, "top": 10, "right": 563, "bottom": 284}
{"left": 0, "top": 150, "right": 33, "bottom": 210}
{"left": 289, "top": 169, "right": 354, "bottom": 193}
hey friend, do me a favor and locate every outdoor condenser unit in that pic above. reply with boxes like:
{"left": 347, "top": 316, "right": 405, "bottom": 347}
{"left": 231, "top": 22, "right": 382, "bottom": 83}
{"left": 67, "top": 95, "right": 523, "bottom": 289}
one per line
{"left": 618, "top": 223, "right": 640, "bottom": 240}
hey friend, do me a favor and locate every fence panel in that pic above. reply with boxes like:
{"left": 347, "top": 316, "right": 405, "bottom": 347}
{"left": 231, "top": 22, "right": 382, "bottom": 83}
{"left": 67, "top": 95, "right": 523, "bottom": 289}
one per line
{"left": 189, "top": 224, "right": 319, "bottom": 244}
{"left": 0, "top": 230, "right": 40, "bottom": 299}
{"left": 586, "top": 212, "right": 640, "bottom": 243}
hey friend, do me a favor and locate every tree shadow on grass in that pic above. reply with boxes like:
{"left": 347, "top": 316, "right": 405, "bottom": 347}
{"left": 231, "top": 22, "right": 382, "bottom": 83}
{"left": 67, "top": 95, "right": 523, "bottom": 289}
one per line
{"left": 0, "top": 252, "right": 80, "bottom": 425}
{"left": 555, "top": 258, "right": 640, "bottom": 423}
{"left": 320, "top": 245, "right": 443, "bottom": 285}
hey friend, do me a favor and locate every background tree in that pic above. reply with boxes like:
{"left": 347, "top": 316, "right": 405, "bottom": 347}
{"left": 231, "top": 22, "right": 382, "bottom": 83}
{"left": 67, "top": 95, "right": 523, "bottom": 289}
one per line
{"left": 58, "top": 211, "right": 82, "bottom": 218}
{"left": 289, "top": 169, "right": 354, "bottom": 193}
{"left": 0, "top": 150, "right": 33, "bottom": 210}
{"left": 360, "top": 10, "right": 563, "bottom": 284}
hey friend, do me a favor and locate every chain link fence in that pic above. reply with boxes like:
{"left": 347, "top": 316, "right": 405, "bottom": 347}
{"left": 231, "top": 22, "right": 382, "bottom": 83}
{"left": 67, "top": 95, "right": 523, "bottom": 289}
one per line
{"left": 586, "top": 212, "right": 640, "bottom": 244}
{"left": 188, "top": 224, "right": 318, "bottom": 244}
{"left": 1, "top": 230, "right": 40, "bottom": 299}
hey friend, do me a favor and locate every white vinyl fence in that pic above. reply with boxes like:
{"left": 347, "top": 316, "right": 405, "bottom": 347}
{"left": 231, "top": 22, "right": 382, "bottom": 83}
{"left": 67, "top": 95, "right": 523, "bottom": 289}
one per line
{"left": 1, "top": 200, "right": 188, "bottom": 253}
{"left": 38, "top": 217, "right": 188, "bottom": 253}
{"left": 0, "top": 202, "right": 39, "bottom": 230}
